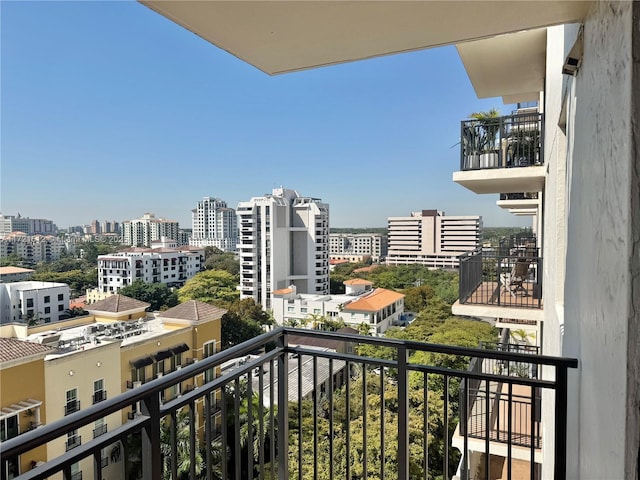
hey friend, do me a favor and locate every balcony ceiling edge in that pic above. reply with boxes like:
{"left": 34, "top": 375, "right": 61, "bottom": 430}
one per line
{"left": 138, "top": 1, "right": 592, "bottom": 75}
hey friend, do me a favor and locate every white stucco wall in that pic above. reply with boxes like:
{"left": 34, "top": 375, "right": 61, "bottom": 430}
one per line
{"left": 560, "top": 2, "right": 635, "bottom": 478}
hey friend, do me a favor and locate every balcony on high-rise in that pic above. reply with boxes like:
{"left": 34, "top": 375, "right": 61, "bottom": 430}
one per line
{"left": 1, "top": 328, "right": 576, "bottom": 480}
{"left": 453, "top": 111, "right": 545, "bottom": 195}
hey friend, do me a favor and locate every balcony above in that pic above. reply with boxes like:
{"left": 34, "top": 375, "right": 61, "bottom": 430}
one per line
{"left": 453, "top": 112, "right": 545, "bottom": 195}
{"left": 497, "top": 192, "right": 540, "bottom": 213}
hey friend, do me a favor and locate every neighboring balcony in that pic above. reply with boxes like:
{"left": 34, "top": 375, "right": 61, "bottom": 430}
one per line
{"left": 64, "top": 400, "right": 80, "bottom": 416}
{"left": 453, "top": 112, "right": 545, "bottom": 194}
{"left": 497, "top": 192, "right": 540, "bottom": 216}
{"left": 1, "top": 328, "right": 576, "bottom": 480}
{"left": 453, "top": 248, "right": 543, "bottom": 322}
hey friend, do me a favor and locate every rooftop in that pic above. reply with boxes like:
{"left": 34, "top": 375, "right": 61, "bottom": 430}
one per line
{"left": 343, "top": 278, "right": 373, "bottom": 286}
{"left": 0, "top": 337, "right": 54, "bottom": 363}
{"left": 159, "top": 300, "right": 226, "bottom": 323}
{"left": 343, "top": 288, "right": 405, "bottom": 312}
{"left": 0, "top": 266, "right": 36, "bottom": 275}
{"left": 86, "top": 294, "right": 150, "bottom": 313}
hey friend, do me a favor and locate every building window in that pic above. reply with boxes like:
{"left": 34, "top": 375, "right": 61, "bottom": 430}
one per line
{"left": 287, "top": 307, "right": 295, "bottom": 313}
{"left": 58, "top": 305, "right": 64, "bottom": 312}
{"left": 44, "top": 296, "right": 50, "bottom": 303}
{"left": 65, "top": 388, "right": 79, "bottom": 415}
{"left": 44, "top": 306, "right": 50, "bottom": 314}
{"left": 93, "top": 379, "right": 105, "bottom": 404}
{"left": 26, "top": 298, "right": 33, "bottom": 308}
{"left": 58, "top": 294, "right": 64, "bottom": 301}
{"left": 314, "top": 309, "right": 321, "bottom": 314}
{"left": 301, "top": 307, "right": 307, "bottom": 313}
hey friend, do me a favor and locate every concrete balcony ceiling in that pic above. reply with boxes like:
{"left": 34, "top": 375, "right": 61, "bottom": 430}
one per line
{"left": 139, "top": 1, "right": 591, "bottom": 75}
{"left": 452, "top": 165, "right": 546, "bottom": 195}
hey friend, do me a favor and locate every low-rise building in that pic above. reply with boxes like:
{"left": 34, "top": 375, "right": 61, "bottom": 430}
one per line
{"left": 96, "top": 246, "right": 204, "bottom": 294}
{"left": 0, "top": 294, "right": 225, "bottom": 479}
{"left": 0, "top": 282, "right": 70, "bottom": 325}
{"left": 0, "top": 266, "right": 35, "bottom": 283}
{"left": 271, "top": 279, "right": 404, "bottom": 335}
{"left": 329, "top": 233, "right": 387, "bottom": 262}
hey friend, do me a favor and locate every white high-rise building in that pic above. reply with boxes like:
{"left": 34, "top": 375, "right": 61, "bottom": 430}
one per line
{"left": 386, "top": 210, "right": 481, "bottom": 268}
{"left": 190, "top": 197, "right": 238, "bottom": 251}
{"left": 121, "top": 213, "right": 180, "bottom": 247}
{"left": 237, "top": 188, "right": 329, "bottom": 309}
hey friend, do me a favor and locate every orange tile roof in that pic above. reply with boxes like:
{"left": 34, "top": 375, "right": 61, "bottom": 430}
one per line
{"left": 0, "top": 338, "right": 53, "bottom": 362}
{"left": 272, "top": 287, "right": 294, "bottom": 295}
{"left": 344, "top": 278, "right": 373, "bottom": 285}
{"left": 0, "top": 266, "right": 35, "bottom": 275}
{"left": 161, "top": 300, "right": 226, "bottom": 322}
{"left": 87, "top": 294, "right": 150, "bottom": 313}
{"left": 353, "top": 266, "right": 378, "bottom": 273}
{"left": 343, "top": 288, "right": 405, "bottom": 312}
{"left": 329, "top": 259, "right": 350, "bottom": 265}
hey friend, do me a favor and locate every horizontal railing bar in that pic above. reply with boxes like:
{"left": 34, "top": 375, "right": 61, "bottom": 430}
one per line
{"left": 408, "top": 363, "right": 558, "bottom": 389}
{"left": 12, "top": 415, "right": 149, "bottom": 480}
{"left": 283, "top": 327, "right": 577, "bottom": 368}
{"left": 287, "top": 346, "right": 397, "bottom": 369}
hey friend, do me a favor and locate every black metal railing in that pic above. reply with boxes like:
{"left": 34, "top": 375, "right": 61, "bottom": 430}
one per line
{"left": 460, "top": 112, "right": 544, "bottom": 171}
{"left": 1, "top": 328, "right": 576, "bottom": 480}
{"left": 64, "top": 401, "right": 80, "bottom": 416}
{"left": 65, "top": 435, "right": 81, "bottom": 452}
{"left": 93, "top": 391, "right": 107, "bottom": 405}
{"left": 499, "top": 192, "right": 539, "bottom": 201}
{"left": 93, "top": 424, "right": 107, "bottom": 439}
{"left": 459, "top": 247, "right": 543, "bottom": 308}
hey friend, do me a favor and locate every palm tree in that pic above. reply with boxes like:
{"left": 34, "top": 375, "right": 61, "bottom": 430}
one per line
{"left": 160, "top": 409, "right": 203, "bottom": 480}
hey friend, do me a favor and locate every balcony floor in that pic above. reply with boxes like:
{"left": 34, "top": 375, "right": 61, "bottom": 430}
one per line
{"left": 462, "top": 281, "right": 541, "bottom": 309}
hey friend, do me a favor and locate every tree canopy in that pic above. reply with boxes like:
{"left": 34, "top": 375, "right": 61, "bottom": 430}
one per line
{"left": 177, "top": 270, "right": 240, "bottom": 307}
{"left": 119, "top": 281, "right": 179, "bottom": 311}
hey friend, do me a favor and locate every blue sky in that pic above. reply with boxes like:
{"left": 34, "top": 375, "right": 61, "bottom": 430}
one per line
{"left": 1, "top": 1, "right": 530, "bottom": 229}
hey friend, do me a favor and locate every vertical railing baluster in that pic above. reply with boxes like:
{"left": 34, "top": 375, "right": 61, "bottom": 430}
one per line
{"left": 222, "top": 385, "right": 228, "bottom": 480}
{"left": 507, "top": 382, "right": 513, "bottom": 480}
{"left": 141, "top": 392, "right": 162, "bottom": 480}
{"left": 277, "top": 334, "right": 289, "bottom": 480}
{"left": 189, "top": 401, "right": 196, "bottom": 480}
{"left": 380, "top": 367, "right": 385, "bottom": 480}
{"left": 297, "top": 354, "right": 303, "bottom": 480}
{"left": 170, "top": 410, "right": 178, "bottom": 480}
{"left": 443, "top": 375, "right": 449, "bottom": 480}
{"left": 247, "top": 370, "right": 254, "bottom": 478}
{"left": 362, "top": 363, "right": 367, "bottom": 480}
{"left": 484, "top": 379, "right": 490, "bottom": 480}
{"left": 530, "top": 387, "right": 536, "bottom": 480}
{"left": 313, "top": 355, "right": 318, "bottom": 480}
{"left": 204, "top": 392, "right": 212, "bottom": 480}
{"left": 555, "top": 366, "right": 569, "bottom": 480}
{"left": 270, "top": 358, "right": 276, "bottom": 480}
{"left": 259, "top": 364, "right": 265, "bottom": 480}
{"left": 424, "top": 372, "right": 429, "bottom": 479}
{"left": 461, "top": 376, "right": 468, "bottom": 480}
{"left": 93, "top": 449, "right": 103, "bottom": 480}
{"left": 345, "top": 360, "right": 351, "bottom": 480}
{"left": 329, "top": 357, "right": 334, "bottom": 480}
{"left": 234, "top": 377, "right": 241, "bottom": 480}
{"left": 397, "top": 345, "right": 409, "bottom": 480}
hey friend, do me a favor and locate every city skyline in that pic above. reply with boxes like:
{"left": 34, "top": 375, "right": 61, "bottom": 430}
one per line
{"left": 2, "top": 1, "right": 531, "bottom": 229}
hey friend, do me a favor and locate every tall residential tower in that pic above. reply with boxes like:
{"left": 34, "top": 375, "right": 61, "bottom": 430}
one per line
{"left": 189, "top": 197, "right": 238, "bottom": 252}
{"left": 237, "top": 188, "right": 329, "bottom": 309}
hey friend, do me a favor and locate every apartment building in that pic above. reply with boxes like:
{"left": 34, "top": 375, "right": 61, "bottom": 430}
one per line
{"left": 329, "top": 233, "right": 387, "bottom": 262}
{"left": 190, "top": 197, "right": 238, "bottom": 252}
{"left": 271, "top": 279, "right": 404, "bottom": 335}
{"left": 386, "top": 210, "right": 481, "bottom": 269}
{"left": 237, "top": 187, "right": 329, "bottom": 310}
{"left": 0, "top": 215, "right": 57, "bottom": 238}
{"left": 0, "top": 282, "right": 70, "bottom": 325}
{"left": 0, "top": 295, "right": 224, "bottom": 480}
{"left": 121, "top": 213, "right": 180, "bottom": 247}
{"left": 0, "top": 267, "right": 35, "bottom": 284}
{"left": 0, "top": 234, "right": 67, "bottom": 264}
{"left": 95, "top": 245, "right": 204, "bottom": 295}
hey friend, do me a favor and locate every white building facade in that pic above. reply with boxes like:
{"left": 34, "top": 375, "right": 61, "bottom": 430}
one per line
{"left": 0, "top": 281, "right": 70, "bottom": 324}
{"left": 121, "top": 213, "right": 180, "bottom": 247}
{"left": 237, "top": 188, "right": 329, "bottom": 309}
{"left": 0, "top": 234, "right": 67, "bottom": 264}
{"left": 386, "top": 210, "right": 481, "bottom": 269}
{"left": 271, "top": 280, "right": 404, "bottom": 335}
{"left": 329, "top": 233, "right": 388, "bottom": 262}
{"left": 96, "top": 246, "right": 204, "bottom": 294}
{"left": 190, "top": 197, "right": 238, "bottom": 252}
{"left": 0, "top": 214, "right": 57, "bottom": 238}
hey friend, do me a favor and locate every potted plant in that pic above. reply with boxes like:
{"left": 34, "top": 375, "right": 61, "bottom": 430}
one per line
{"left": 470, "top": 108, "right": 500, "bottom": 168}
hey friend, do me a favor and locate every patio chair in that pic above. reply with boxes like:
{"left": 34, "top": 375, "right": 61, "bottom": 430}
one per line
{"left": 501, "top": 258, "right": 529, "bottom": 297}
